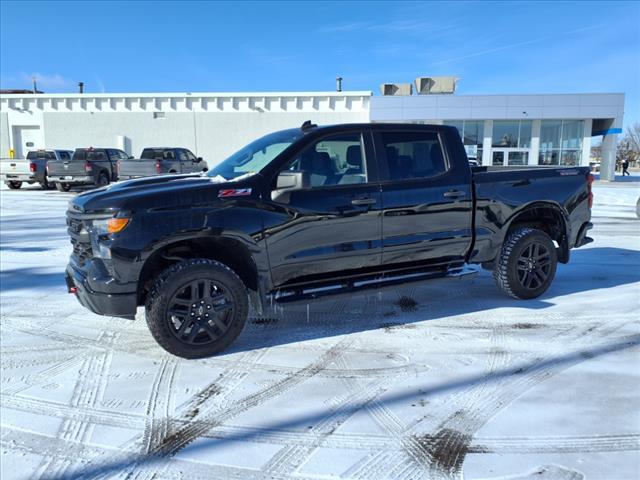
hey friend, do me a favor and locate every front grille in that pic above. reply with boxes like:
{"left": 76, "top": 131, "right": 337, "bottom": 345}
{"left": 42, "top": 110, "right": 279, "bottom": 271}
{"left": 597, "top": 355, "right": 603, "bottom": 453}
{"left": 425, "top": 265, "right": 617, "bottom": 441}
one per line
{"left": 71, "top": 237, "right": 93, "bottom": 265}
{"left": 66, "top": 211, "right": 93, "bottom": 266}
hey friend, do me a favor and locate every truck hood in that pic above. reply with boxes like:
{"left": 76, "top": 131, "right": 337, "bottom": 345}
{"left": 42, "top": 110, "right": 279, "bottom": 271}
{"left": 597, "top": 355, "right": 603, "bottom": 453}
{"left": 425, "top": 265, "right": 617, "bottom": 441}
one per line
{"left": 71, "top": 173, "right": 253, "bottom": 213}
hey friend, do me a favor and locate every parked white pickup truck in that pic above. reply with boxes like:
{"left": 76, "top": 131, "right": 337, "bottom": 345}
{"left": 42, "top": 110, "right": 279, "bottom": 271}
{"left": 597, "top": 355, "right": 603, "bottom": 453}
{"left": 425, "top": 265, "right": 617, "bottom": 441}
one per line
{"left": 0, "top": 149, "right": 73, "bottom": 189}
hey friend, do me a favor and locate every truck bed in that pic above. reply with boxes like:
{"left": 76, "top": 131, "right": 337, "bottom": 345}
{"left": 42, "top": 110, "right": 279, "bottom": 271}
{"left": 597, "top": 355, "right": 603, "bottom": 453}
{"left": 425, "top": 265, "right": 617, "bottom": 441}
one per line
{"left": 118, "top": 159, "right": 159, "bottom": 179}
{"left": 0, "top": 158, "right": 31, "bottom": 176}
{"left": 47, "top": 159, "right": 87, "bottom": 177}
{"left": 470, "top": 164, "right": 592, "bottom": 264}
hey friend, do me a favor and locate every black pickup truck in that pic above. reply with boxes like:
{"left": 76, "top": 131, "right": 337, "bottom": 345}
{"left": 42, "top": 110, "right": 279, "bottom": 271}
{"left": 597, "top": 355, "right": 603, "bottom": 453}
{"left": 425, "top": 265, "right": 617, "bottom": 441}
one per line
{"left": 118, "top": 147, "right": 208, "bottom": 180}
{"left": 48, "top": 148, "right": 128, "bottom": 191}
{"left": 65, "top": 122, "right": 593, "bottom": 358}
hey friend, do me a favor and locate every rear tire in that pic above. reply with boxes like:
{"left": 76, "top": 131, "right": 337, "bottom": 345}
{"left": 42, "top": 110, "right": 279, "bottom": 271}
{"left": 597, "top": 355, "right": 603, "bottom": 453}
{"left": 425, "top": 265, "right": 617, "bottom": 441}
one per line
{"left": 493, "top": 227, "right": 557, "bottom": 299}
{"left": 145, "top": 258, "right": 249, "bottom": 359}
{"left": 40, "top": 176, "right": 52, "bottom": 190}
{"left": 56, "top": 182, "right": 71, "bottom": 192}
{"left": 6, "top": 181, "right": 22, "bottom": 189}
{"left": 96, "top": 172, "right": 109, "bottom": 187}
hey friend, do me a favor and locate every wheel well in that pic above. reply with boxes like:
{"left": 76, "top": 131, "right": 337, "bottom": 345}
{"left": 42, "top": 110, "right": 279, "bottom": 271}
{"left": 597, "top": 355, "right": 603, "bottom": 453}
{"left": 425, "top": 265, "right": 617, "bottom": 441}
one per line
{"left": 137, "top": 237, "right": 258, "bottom": 305}
{"left": 507, "top": 205, "right": 569, "bottom": 262}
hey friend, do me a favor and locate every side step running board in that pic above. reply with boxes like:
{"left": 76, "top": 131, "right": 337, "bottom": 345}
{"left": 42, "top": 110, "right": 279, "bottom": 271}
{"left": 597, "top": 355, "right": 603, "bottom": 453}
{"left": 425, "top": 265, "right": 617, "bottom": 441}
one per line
{"left": 270, "top": 265, "right": 480, "bottom": 304}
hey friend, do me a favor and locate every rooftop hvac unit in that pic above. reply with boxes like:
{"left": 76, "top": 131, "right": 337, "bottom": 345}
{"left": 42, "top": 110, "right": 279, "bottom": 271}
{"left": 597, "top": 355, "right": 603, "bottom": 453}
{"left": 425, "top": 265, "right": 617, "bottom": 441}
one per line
{"left": 380, "top": 83, "right": 413, "bottom": 96}
{"left": 415, "top": 76, "right": 457, "bottom": 94}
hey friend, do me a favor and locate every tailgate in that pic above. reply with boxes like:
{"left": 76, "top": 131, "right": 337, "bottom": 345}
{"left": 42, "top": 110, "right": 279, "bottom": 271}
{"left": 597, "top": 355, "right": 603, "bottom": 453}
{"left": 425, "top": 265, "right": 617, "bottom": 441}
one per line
{"left": 48, "top": 159, "right": 86, "bottom": 177}
{"left": 119, "top": 159, "right": 157, "bottom": 178}
{"left": 0, "top": 159, "right": 31, "bottom": 175}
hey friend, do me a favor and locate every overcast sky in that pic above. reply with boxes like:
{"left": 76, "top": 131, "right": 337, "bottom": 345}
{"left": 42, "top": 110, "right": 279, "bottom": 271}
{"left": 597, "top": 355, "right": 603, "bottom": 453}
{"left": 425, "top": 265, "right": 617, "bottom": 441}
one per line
{"left": 1, "top": 0, "right": 638, "bottom": 127}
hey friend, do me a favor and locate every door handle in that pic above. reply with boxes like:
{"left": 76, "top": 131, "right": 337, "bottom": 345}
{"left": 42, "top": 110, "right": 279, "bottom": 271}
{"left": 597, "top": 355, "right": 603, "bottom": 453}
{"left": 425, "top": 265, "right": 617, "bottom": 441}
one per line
{"left": 443, "top": 190, "right": 465, "bottom": 198}
{"left": 351, "top": 197, "right": 376, "bottom": 206}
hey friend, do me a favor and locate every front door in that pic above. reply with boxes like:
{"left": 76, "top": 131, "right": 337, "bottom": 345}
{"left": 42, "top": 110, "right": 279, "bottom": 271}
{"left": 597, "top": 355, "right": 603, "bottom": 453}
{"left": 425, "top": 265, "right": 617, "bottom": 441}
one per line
{"left": 375, "top": 127, "right": 474, "bottom": 268}
{"left": 263, "top": 130, "right": 383, "bottom": 287}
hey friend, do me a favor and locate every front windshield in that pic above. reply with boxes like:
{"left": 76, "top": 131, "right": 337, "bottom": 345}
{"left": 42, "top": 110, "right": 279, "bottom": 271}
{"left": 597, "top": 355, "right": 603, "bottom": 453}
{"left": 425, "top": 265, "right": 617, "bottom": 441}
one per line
{"left": 207, "top": 128, "right": 302, "bottom": 180}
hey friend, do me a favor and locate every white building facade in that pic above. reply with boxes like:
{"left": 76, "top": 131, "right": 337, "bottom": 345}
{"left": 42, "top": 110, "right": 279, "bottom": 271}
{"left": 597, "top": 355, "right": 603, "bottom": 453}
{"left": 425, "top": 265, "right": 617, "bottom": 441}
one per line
{"left": 0, "top": 90, "right": 625, "bottom": 180}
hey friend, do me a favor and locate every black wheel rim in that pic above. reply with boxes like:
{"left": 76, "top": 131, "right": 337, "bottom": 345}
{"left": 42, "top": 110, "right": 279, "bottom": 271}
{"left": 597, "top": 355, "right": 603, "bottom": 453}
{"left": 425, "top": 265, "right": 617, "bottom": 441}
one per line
{"left": 167, "top": 279, "right": 234, "bottom": 345}
{"left": 516, "top": 242, "right": 552, "bottom": 290}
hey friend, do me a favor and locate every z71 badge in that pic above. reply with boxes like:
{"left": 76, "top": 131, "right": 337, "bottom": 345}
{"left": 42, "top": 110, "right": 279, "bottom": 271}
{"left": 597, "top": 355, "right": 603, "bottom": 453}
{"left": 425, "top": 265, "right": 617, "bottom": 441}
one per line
{"left": 218, "top": 188, "right": 252, "bottom": 198}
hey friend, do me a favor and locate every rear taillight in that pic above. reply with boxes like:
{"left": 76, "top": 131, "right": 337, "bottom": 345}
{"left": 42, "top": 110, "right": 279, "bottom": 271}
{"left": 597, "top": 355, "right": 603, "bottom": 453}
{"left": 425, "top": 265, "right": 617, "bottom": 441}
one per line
{"left": 586, "top": 172, "right": 594, "bottom": 209}
{"left": 155, "top": 161, "right": 161, "bottom": 174}
{"left": 29, "top": 162, "right": 37, "bottom": 173}
{"left": 84, "top": 162, "right": 92, "bottom": 173}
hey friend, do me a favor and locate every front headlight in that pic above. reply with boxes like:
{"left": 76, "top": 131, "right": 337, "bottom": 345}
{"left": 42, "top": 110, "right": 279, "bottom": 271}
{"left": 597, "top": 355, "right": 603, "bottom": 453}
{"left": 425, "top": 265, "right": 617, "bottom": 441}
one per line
{"left": 89, "top": 214, "right": 130, "bottom": 260}
{"left": 92, "top": 217, "right": 130, "bottom": 235}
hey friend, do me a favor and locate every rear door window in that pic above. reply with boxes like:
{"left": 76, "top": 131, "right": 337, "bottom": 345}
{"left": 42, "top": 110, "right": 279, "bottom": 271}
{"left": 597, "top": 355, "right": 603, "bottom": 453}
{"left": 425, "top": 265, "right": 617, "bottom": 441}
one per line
{"left": 378, "top": 131, "right": 448, "bottom": 181}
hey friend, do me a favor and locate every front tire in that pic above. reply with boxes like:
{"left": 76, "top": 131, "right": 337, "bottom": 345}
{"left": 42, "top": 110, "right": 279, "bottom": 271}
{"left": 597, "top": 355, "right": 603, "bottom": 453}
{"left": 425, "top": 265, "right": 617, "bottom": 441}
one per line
{"left": 145, "top": 258, "right": 249, "bottom": 359}
{"left": 493, "top": 227, "right": 558, "bottom": 299}
{"left": 56, "top": 182, "right": 71, "bottom": 192}
{"left": 6, "top": 181, "right": 22, "bottom": 189}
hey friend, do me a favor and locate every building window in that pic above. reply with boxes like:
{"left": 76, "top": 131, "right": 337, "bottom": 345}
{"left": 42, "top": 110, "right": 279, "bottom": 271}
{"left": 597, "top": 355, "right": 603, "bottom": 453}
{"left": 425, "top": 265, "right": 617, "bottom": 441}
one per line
{"left": 444, "top": 120, "right": 483, "bottom": 162}
{"left": 540, "top": 120, "right": 584, "bottom": 165}
{"left": 492, "top": 120, "right": 532, "bottom": 148}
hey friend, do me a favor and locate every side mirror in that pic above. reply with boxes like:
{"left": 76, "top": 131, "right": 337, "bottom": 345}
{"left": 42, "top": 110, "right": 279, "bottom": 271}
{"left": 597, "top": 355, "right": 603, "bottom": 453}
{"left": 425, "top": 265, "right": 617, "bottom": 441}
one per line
{"left": 195, "top": 157, "right": 203, "bottom": 163}
{"left": 272, "top": 170, "right": 309, "bottom": 203}
{"left": 128, "top": 155, "right": 134, "bottom": 159}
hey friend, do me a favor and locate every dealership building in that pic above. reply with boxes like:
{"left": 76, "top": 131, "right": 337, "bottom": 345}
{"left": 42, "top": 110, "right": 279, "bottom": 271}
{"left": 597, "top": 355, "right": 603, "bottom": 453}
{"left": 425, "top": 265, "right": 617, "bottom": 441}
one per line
{"left": 0, "top": 88, "right": 625, "bottom": 180}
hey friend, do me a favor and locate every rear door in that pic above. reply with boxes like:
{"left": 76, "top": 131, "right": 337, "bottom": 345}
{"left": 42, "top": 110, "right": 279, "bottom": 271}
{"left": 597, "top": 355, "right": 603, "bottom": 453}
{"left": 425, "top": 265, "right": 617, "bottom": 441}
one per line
{"left": 263, "top": 129, "right": 383, "bottom": 287}
{"left": 374, "top": 127, "right": 473, "bottom": 268}
{"left": 176, "top": 149, "right": 190, "bottom": 173}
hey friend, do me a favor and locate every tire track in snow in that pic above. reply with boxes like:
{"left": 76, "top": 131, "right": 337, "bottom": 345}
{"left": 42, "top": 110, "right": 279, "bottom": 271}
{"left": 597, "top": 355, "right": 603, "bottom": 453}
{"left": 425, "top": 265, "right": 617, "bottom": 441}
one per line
{"left": 139, "top": 356, "right": 179, "bottom": 455}
{"left": 33, "top": 330, "right": 116, "bottom": 480}
{"left": 260, "top": 351, "right": 395, "bottom": 476}
{"left": 406, "top": 318, "right": 638, "bottom": 480}
{"left": 88, "top": 337, "right": 354, "bottom": 480}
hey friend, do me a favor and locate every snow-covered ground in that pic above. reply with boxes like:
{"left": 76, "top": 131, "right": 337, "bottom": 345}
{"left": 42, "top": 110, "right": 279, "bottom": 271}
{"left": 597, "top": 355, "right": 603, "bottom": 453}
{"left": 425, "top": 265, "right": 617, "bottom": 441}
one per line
{"left": 1, "top": 178, "right": 639, "bottom": 480}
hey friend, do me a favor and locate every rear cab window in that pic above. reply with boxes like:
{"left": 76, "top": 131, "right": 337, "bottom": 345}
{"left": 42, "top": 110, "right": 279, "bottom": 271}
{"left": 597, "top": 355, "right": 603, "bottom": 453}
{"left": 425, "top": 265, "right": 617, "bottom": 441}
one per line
{"left": 27, "top": 150, "right": 56, "bottom": 160}
{"left": 72, "top": 149, "right": 107, "bottom": 161}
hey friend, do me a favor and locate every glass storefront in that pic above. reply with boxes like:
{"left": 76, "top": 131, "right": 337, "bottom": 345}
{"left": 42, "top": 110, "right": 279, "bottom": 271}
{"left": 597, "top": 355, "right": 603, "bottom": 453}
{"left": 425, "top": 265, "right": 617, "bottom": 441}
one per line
{"left": 444, "top": 119, "right": 584, "bottom": 167}
{"left": 444, "top": 120, "right": 483, "bottom": 162}
{"left": 539, "top": 120, "right": 584, "bottom": 166}
{"left": 492, "top": 120, "right": 532, "bottom": 148}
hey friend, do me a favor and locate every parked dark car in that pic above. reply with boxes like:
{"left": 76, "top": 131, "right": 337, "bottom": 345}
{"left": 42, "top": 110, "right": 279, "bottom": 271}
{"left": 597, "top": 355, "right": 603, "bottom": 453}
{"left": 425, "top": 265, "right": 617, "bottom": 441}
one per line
{"left": 65, "top": 122, "right": 593, "bottom": 358}
{"left": 48, "top": 148, "right": 126, "bottom": 191}
{"left": 117, "top": 147, "right": 208, "bottom": 180}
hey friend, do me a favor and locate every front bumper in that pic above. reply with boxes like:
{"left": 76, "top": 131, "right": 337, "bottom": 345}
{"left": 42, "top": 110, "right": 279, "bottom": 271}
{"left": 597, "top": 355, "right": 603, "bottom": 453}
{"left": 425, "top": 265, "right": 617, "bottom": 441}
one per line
{"left": 66, "top": 259, "right": 138, "bottom": 319}
{"left": 52, "top": 175, "right": 94, "bottom": 184}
